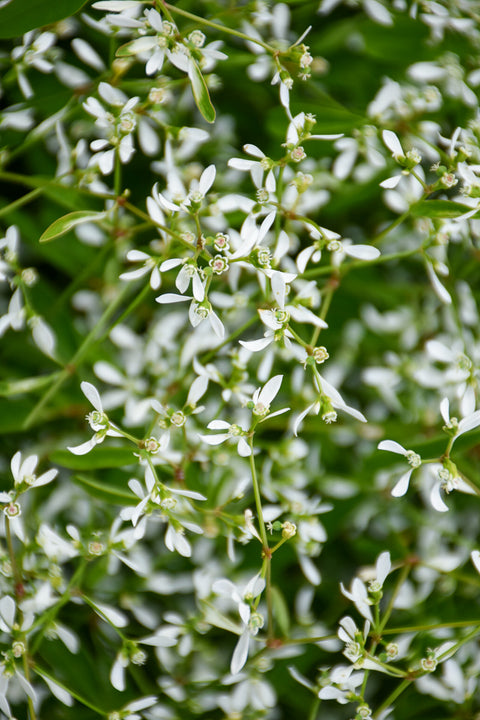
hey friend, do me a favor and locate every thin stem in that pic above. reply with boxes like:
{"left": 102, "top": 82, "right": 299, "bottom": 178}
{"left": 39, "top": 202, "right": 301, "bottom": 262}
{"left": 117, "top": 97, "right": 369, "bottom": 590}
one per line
{"left": 0, "top": 187, "right": 43, "bottom": 220}
{"left": 164, "top": 3, "right": 276, "bottom": 52}
{"left": 33, "top": 664, "right": 107, "bottom": 716}
{"left": 248, "top": 439, "right": 268, "bottom": 547}
{"left": 382, "top": 620, "right": 480, "bottom": 635}
{"left": 30, "top": 559, "right": 88, "bottom": 652}
{"left": 308, "top": 697, "right": 320, "bottom": 720}
{"left": 300, "top": 247, "right": 420, "bottom": 280}
{"left": 23, "top": 281, "right": 136, "bottom": 429}
{"left": 24, "top": 651, "right": 38, "bottom": 720}
{"left": 373, "top": 678, "right": 412, "bottom": 719}
{"left": 378, "top": 563, "right": 411, "bottom": 634}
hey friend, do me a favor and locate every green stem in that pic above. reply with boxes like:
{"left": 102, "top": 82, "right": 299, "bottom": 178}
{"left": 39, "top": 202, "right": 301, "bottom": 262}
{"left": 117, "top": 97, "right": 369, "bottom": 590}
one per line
{"left": 33, "top": 664, "right": 107, "bottom": 716}
{"left": 30, "top": 559, "right": 88, "bottom": 653}
{"left": 381, "top": 620, "right": 480, "bottom": 635}
{"left": 248, "top": 439, "right": 268, "bottom": 547}
{"left": 164, "top": 3, "right": 276, "bottom": 53}
{"left": 23, "top": 282, "right": 137, "bottom": 429}
{"left": 308, "top": 696, "right": 320, "bottom": 720}
{"left": 0, "top": 187, "right": 44, "bottom": 220}
{"left": 373, "top": 678, "right": 412, "bottom": 718}
{"left": 24, "top": 651, "right": 37, "bottom": 720}
{"left": 311, "top": 278, "right": 336, "bottom": 346}
{"left": 378, "top": 563, "right": 411, "bottom": 634}
{"left": 200, "top": 315, "right": 258, "bottom": 363}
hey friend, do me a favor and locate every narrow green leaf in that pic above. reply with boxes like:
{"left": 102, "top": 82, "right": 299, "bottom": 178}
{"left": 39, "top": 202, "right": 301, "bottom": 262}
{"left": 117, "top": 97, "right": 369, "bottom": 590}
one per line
{"left": 271, "top": 585, "right": 290, "bottom": 637}
{"left": 51, "top": 446, "right": 136, "bottom": 470}
{"left": 39, "top": 211, "right": 106, "bottom": 243}
{"left": 0, "top": 372, "right": 61, "bottom": 397}
{"left": 411, "top": 200, "right": 473, "bottom": 219}
{"left": 0, "top": 0, "right": 88, "bottom": 38}
{"left": 72, "top": 474, "right": 135, "bottom": 504}
{"left": 188, "top": 59, "right": 216, "bottom": 124}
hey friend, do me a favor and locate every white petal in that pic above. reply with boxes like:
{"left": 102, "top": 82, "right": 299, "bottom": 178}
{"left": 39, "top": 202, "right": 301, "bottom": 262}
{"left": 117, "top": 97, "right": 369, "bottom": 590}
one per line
{"left": 237, "top": 437, "right": 252, "bottom": 457}
{"left": 243, "top": 143, "right": 264, "bottom": 158}
{"left": 425, "top": 263, "right": 452, "bottom": 305}
{"left": 258, "top": 374, "right": 282, "bottom": 406}
{"left": 426, "top": 340, "right": 455, "bottom": 362}
{"left": 380, "top": 174, "right": 402, "bottom": 189}
{"left": 430, "top": 482, "right": 449, "bottom": 512}
{"left": 199, "top": 164, "right": 216, "bottom": 195}
{"left": 391, "top": 469, "right": 413, "bottom": 497}
{"left": 200, "top": 433, "right": 230, "bottom": 446}
{"left": 72, "top": 38, "right": 105, "bottom": 72}
{"left": 192, "top": 272, "right": 205, "bottom": 302}
{"left": 94, "top": 601, "right": 129, "bottom": 627}
{"left": 343, "top": 244, "right": 381, "bottom": 260}
{"left": 207, "top": 420, "right": 231, "bottom": 430}
{"left": 287, "top": 305, "right": 328, "bottom": 328}
{"left": 209, "top": 311, "right": 225, "bottom": 338}
{"left": 458, "top": 410, "right": 480, "bottom": 437}
{"left": 378, "top": 439, "right": 407, "bottom": 455}
{"left": 382, "top": 129, "right": 404, "bottom": 157}
{"left": 81, "top": 381, "right": 103, "bottom": 411}
{"left": 0, "top": 596, "right": 15, "bottom": 628}
{"left": 440, "top": 397, "right": 450, "bottom": 425}
{"left": 239, "top": 337, "right": 273, "bottom": 352}
{"left": 471, "top": 550, "right": 480, "bottom": 575}
{"left": 296, "top": 246, "right": 315, "bottom": 273}
{"left": 160, "top": 258, "right": 183, "bottom": 271}
{"left": 67, "top": 438, "right": 97, "bottom": 455}
{"left": 155, "top": 293, "right": 191, "bottom": 304}
{"left": 230, "top": 629, "right": 250, "bottom": 675}
{"left": 110, "top": 657, "right": 126, "bottom": 691}
{"left": 42, "top": 675, "right": 74, "bottom": 706}
{"left": 375, "top": 551, "right": 391, "bottom": 586}
{"left": 10, "top": 451, "right": 22, "bottom": 482}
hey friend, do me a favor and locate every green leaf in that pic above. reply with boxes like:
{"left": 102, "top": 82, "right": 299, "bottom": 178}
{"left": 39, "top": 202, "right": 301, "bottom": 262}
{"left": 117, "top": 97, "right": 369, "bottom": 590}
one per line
{"left": 0, "top": 0, "right": 88, "bottom": 38}
{"left": 271, "top": 585, "right": 290, "bottom": 637}
{"left": 188, "top": 59, "right": 216, "bottom": 124}
{"left": 39, "top": 211, "right": 107, "bottom": 243}
{"left": 411, "top": 200, "right": 473, "bottom": 219}
{"left": 51, "top": 446, "right": 136, "bottom": 470}
{"left": 72, "top": 474, "right": 135, "bottom": 504}
{"left": 0, "top": 372, "right": 61, "bottom": 397}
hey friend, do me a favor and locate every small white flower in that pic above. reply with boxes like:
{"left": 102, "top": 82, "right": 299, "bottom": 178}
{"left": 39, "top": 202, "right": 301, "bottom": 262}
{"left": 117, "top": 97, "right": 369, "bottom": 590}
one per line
{"left": 10, "top": 451, "right": 57, "bottom": 490}
{"left": 377, "top": 439, "right": 422, "bottom": 497}
{"left": 67, "top": 382, "right": 122, "bottom": 455}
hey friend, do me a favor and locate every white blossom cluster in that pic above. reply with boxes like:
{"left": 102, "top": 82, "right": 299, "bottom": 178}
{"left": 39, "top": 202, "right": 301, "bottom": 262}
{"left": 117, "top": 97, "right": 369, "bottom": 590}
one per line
{"left": 1, "top": 0, "right": 480, "bottom": 718}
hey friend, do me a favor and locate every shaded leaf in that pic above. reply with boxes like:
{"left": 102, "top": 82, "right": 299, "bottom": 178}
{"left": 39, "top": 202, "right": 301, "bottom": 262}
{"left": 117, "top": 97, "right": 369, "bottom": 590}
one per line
{"left": 0, "top": 0, "right": 88, "bottom": 38}
{"left": 72, "top": 474, "right": 135, "bottom": 504}
{"left": 411, "top": 200, "right": 474, "bottom": 218}
{"left": 40, "top": 211, "right": 106, "bottom": 243}
{"left": 188, "top": 59, "right": 216, "bottom": 124}
{"left": 51, "top": 446, "right": 136, "bottom": 470}
{"left": 0, "top": 372, "right": 61, "bottom": 397}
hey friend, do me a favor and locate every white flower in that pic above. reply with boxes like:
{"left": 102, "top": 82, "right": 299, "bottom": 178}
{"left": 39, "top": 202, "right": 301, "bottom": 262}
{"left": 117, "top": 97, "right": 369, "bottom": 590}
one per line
{"left": 67, "top": 382, "right": 122, "bottom": 455}
{"left": 155, "top": 292, "right": 224, "bottom": 338}
{"left": 119, "top": 250, "right": 161, "bottom": 289}
{"left": 159, "top": 258, "right": 205, "bottom": 301}
{"left": 10, "top": 451, "right": 57, "bottom": 490}
{"left": 212, "top": 574, "right": 265, "bottom": 674}
{"left": 294, "top": 374, "right": 366, "bottom": 435}
{"left": 377, "top": 439, "right": 422, "bottom": 497}
{"left": 340, "top": 577, "right": 373, "bottom": 622}
{"left": 201, "top": 420, "right": 251, "bottom": 457}
{"left": 83, "top": 82, "right": 139, "bottom": 174}
{"left": 439, "top": 397, "right": 480, "bottom": 449}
